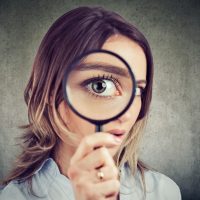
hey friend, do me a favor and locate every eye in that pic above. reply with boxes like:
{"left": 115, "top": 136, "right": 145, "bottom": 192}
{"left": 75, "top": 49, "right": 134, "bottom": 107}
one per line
{"left": 81, "top": 75, "right": 122, "bottom": 99}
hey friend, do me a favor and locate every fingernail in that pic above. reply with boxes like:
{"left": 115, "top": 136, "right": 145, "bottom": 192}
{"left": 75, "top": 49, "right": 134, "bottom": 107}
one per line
{"left": 113, "top": 136, "right": 121, "bottom": 143}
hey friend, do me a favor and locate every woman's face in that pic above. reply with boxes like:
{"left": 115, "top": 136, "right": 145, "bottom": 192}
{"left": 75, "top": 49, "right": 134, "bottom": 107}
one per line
{"left": 58, "top": 34, "right": 147, "bottom": 155}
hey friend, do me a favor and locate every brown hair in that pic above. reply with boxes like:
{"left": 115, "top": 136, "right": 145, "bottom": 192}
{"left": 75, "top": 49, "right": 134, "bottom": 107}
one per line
{"left": 3, "top": 6, "right": 153, "bottom": 198}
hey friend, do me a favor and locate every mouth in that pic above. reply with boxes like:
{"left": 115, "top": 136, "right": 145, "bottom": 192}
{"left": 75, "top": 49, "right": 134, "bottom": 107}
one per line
{"left": 107, "top": 129, "right": 126, "bottom": 139}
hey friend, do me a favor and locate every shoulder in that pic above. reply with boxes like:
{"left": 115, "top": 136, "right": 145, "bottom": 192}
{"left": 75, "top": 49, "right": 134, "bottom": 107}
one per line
{"left": 121, "top": 164, "right": 182, "bottom": 200}
{"left": 0, "top": 181, "right": 27, "bottom": 200}
{"left": 0, "top": 158, "right": 74, "bottom": 200}
{"left": 144, "top": 169, "right": 182, "bottom": 199}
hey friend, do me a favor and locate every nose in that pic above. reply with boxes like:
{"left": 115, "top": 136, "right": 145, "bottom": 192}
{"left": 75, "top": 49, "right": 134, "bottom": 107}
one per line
{"left": 117, "top": 109, "right": 131, "bottom": 123}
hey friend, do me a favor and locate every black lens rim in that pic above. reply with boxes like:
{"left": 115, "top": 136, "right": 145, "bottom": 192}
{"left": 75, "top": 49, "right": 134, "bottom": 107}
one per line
{"left": 62, "top": 49, "right": 136, "bottom": 126}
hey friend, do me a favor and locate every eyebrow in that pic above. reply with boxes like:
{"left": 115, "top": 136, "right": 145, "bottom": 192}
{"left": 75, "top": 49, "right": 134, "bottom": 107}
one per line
{"left": 74, "top": 63, "right": 130, "bottom": 77}
{"left": 74, "top": 63, "right": 147, "bottom": 86}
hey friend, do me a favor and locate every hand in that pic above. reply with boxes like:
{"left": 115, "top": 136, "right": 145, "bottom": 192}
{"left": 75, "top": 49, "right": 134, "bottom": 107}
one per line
{"left": 67, "top": 133, "right": 121, "bottom": 200}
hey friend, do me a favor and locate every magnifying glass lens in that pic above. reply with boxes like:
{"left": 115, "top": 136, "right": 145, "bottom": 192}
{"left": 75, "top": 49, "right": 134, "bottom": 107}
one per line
{"left": 65, "top": 51, "right": 135, "bottom": 121}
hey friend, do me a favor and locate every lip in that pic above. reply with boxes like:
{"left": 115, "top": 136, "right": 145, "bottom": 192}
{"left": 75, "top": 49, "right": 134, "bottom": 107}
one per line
{"left": 107, "top": 129, "right": 126, "bottom": 136}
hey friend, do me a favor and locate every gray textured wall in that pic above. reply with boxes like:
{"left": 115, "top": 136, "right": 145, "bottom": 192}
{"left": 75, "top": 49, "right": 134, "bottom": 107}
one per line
{"left": 0, "top": 0, "right": 199, "bottom": 199}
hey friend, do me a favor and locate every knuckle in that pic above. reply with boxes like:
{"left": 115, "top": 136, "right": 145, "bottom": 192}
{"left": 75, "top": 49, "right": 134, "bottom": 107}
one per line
{"left": 99, "top": 146, "right": 108, "bottom": 156}
{"left": 98, "top": 147, "right": 115, "bottom": 166}
{"left": 97, "top": 147, "right": 108, "bottom": 163}
{"left": 96, "top": 157, "right": 103, "bottom": 167}
{"left": 83, "top": 136, "right": 93, "bottom": 149}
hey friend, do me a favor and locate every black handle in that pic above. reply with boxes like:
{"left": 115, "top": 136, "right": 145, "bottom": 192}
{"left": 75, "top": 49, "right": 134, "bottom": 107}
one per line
{"left": 95, "top": 124, "right": 102, "bottom": 132}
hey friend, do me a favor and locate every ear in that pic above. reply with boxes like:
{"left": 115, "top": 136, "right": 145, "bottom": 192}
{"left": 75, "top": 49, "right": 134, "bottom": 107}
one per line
{"left": 57, "top": 100, "right": 70, "bottom": 125}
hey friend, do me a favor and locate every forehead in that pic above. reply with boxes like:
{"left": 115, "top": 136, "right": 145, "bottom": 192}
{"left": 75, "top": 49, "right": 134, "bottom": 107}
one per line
{"left": 101, "top": 34, "right": 147, "bottom": 80}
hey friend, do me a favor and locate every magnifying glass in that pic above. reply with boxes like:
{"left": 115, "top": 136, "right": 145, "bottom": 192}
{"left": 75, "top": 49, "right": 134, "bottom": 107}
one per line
{"left": 62, "top": 49, "right": 136, "bottom": 132}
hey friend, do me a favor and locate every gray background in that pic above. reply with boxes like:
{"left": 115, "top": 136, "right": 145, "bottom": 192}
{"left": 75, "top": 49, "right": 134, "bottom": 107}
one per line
{"left": 0, "top": 0, "right": 199, "bottom": 199}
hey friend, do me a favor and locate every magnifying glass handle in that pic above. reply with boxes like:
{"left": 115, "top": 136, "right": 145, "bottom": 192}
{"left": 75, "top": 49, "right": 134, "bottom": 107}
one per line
{"left": 95, "top": 124, "right": 102, "bottom": 132}
{"left": 95, "top": 124, "right": 120, "bottom": 200}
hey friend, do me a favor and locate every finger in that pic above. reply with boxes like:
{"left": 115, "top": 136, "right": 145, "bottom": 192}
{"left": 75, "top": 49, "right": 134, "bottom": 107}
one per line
{"left": 94, "top": 179, "right": 120, "bottom": 198}
{"left": 78, "top": 147, "right": 116, "bottom": 171}
{"left": 94, "top": 165, "right": 119, "bottom": 183}
{"left": 70, "top": 133, "right": 120, "bottom": 164}
{"left": 68, "top": 148, "right": 118, "bottom": 182}
{"left": 68, "top": 165, "right": 119, "bottom": 185}
{"left": 106, "top": 196, "right": 119, "bottom": 200}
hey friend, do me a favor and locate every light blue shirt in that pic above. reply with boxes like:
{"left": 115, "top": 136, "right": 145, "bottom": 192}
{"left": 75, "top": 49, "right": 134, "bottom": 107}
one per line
{"left": 0, "top": 158, "right": 181, "bottom": 199}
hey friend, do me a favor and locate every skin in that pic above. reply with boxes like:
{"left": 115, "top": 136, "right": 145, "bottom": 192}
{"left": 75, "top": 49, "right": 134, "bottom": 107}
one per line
{"left": 54, "top": 34, "right": 147, "bottom": 200}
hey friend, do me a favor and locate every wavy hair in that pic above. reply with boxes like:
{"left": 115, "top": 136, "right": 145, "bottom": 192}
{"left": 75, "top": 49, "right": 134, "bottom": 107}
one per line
{"left": 3, "top": 6, "right": 154, "bottom": 198}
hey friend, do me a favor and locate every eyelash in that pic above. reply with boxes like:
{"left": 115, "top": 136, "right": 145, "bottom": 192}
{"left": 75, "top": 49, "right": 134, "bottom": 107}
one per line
{"left": 80, "top": 74, "right": 121, "bottom": 99}
{"left": 80, "top": 74, "right": 145, "bottom": 98}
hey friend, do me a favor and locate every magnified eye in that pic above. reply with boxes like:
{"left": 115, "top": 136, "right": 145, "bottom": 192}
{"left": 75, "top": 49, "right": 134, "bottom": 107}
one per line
{"left": 88, "top": 79, "right": 117, "bottom": 96}
{"left": 81, "top": 75, "right": 122, "bottom": 98}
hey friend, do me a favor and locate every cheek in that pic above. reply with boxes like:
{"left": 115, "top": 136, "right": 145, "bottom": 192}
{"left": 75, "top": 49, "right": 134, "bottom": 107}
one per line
{"left": 58, "top": 101, "right": 95, "bottom": 137}
{"left": 67, "top": 109, "right": 96, "bottom": 136}
{"left": 130, "top": 97, "right": 142, "bottom": 121}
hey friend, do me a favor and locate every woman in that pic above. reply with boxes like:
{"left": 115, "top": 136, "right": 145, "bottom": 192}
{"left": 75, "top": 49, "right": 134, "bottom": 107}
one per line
{"left": 0, "top": 6, "right": 181, "bottom": 200}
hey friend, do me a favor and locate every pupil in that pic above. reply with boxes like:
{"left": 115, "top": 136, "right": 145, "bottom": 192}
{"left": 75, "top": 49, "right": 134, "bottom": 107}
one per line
{"left": 92, "top": 80, "right": 106, "bottom": 93}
